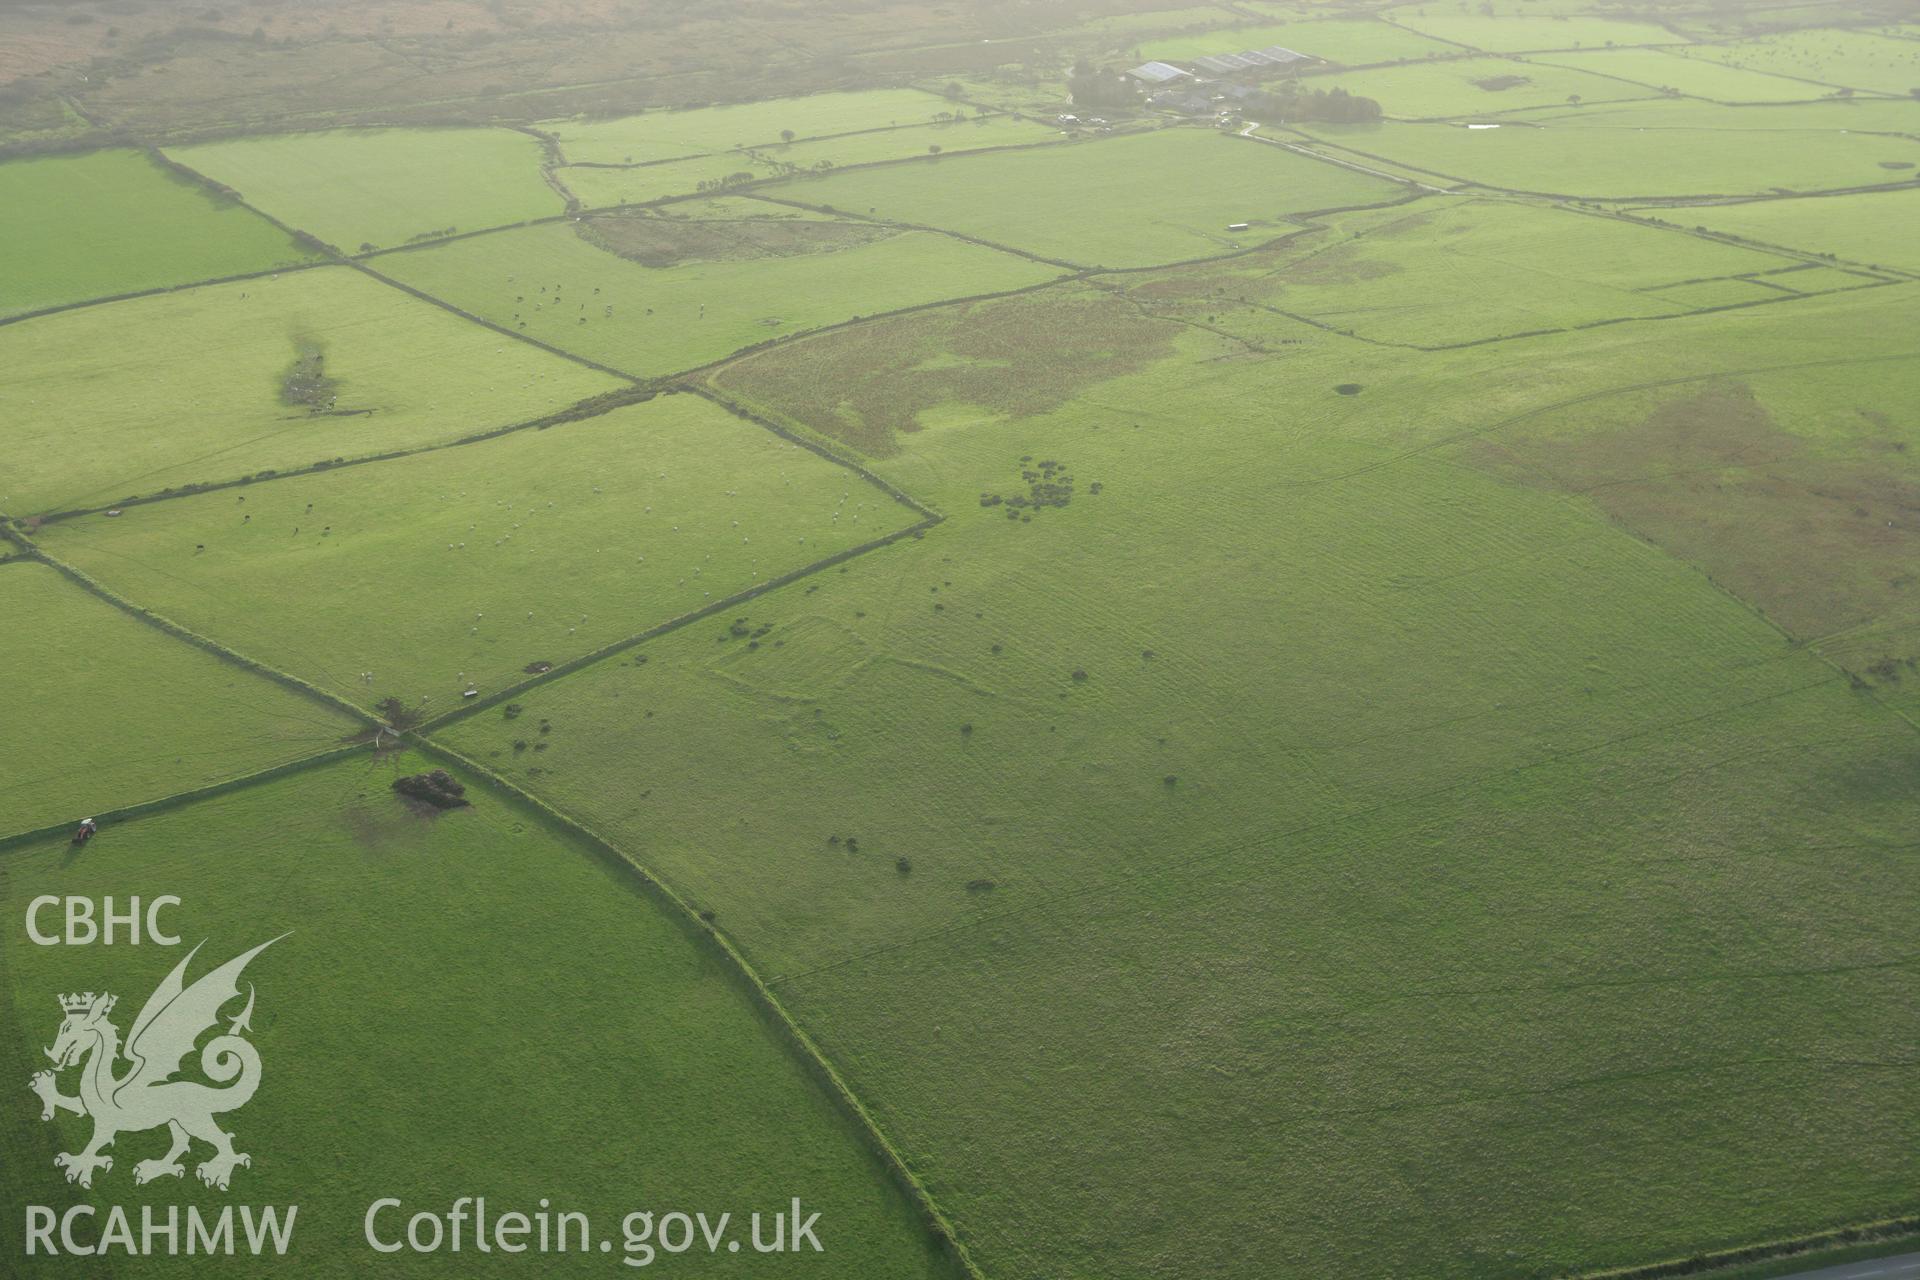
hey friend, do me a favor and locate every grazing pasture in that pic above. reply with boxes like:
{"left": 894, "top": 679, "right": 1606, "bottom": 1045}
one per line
{"left": 1063, "top": 6, "right": 1238, "bottom": 37}
{"left": 0, "top": 266, "right": 621, "bottom": 516}
{"left": 170, "top": 128, "right": 565, "bottom": 252}
{"left": 1141, "top": 18, "right": 1457, "bottom": 64}
{"left": 555, "top": 153, "right": 783, "bottom": 210}
{"left": 545, "top": 89, "right": 959, "bottom": 165}
{"left": 440, "top": 284, "right": 1920, "bottom": 1280}
{"left": 6, "top": 8, "right": 1920, "bottom": 1280}
{"left": 375, "top": 221, "right": 1065, "bottom": 377}
{"left": 0, "top": 149, "right": 318, "bottom": 319}
{"left": 746, "top": 115, "right": 1065, "bottom": 171}
{"left": 1508, "top": 96, "right": 1920, "bottom": 132}
{"left": 1287, "top": 118, "right": 1920, "bottom": 196}
{"left": 555, "top": 115, "right": 1066, "bottom": 210}
{"left": 1117, "top": 197, "right": 1814, "bottom": 346}
{"left": 1644, "top": 188, "right": 1920, "bottom": 272}
{"left": 1382, "top": 9, "right": 1688, "bottom": 52}
{"left": 0, "top": 753, "right": 960, "bottom": 1280}
{"left": 712, "top": 282, "right": 1196, "bottom": 455}
{"left": 1677, "top": 29, "right": 1920, "bottom": 96}
{"left": 1312, "top": 55, "right": 1654, "bottom": 117}
{"left": 1469, "top": 359, "right": 1920, "bottom": 648}
{"left": 1530, "top": 47, "right": 1843, "bottom": 101}
{"left": 35, "top": 394, "right": 919, "bottom": 709}
{"left": 1642, "top": 276, "right": 1799, "bottom": 309}
{"left": 783, "top": 129, "right": 1404, "bottom": 268}
{"left": 0, "top": 561, "right": 359, "bottom": 839}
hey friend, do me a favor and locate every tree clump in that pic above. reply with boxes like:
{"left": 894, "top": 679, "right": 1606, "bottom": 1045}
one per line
{"left": 1242, "top": 83, "right": 1382, "bottom": 124}
{"left": 278, "top": 333, "right": 341, "bottom": 412}
{"left": 392, "top": 770, "right": 470, "bottom": 810}
{"left": 1068, "top": 59, "right": 1139, "bottom": 111}
{"left": 982, "top": 455, "right": 1096, "bottom": 523}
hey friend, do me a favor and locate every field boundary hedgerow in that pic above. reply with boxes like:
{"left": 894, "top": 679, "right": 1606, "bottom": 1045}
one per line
{"left": 0, "top": 523, "right": 382, "bottom": 732}
{"left": 1513, "top": 52, "right": 1885, "bottom": 110}
{"left": 1263, "top": 127, "right": 1920, "bottom": 204}
{"left": 0, "top": 566, "right": 985, "bottom": 1280}
{"left": 1218, "top": 270, "right": 1898, "bottom": 354}
{"left": 309, "top": 129, "right": 1091, "bottom": 267}
{"left": 410, "top": 735, "right": 988, "bottom": 1280}
{"left": 413, "top": 511, "right": 941, "bottom": 734}
{"left": 0, "top": 255, "right": 333, "bottom": 332}
{"left": 1562, "top": 1214, "right": 1920, "bottom": 1280}
{"left": 746, "top": 133, "right": 1431, "bottom": 273}
{"left": 147, "top": 145, "right": 649, "bottom": 383}
{"left": 2, "top": 441, "right": 986, "bottom": 1280}
{"left": 0, "top": 744, "right": 365, "bottom": 856}
{"left": 548, "top": 106, "right": 1039, "bottom": 173}
{"left": 25, "top": 385, "right": 660, "bottom": 526}
{"left": 1274, "top": 349, "right": 1920, "bottom": 495}
{"left": 507, "top": 122, "right": 584, "bottom": 215}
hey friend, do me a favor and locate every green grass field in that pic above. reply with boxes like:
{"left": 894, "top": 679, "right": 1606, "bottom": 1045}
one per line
{"left": 0, "top": 561, "right": 360, "bottom": 839}
{"left": 555, "top": 115, "right": 1066, "bottom": 210}
{"left": 7, "top": 8, "right": 1920, "bottom": 1279}
{"left": 1677, "top": 29, "right": 1920, "bottom": 96}
{"left": 1312, "top": 54, "right": 1655, "bottom": 117}
{"left": 782, "top": 129, "right": 1404, "bottom": 268}
{"left": 1115, "top": 197, "right": 1814, "bottom": 345}
{"left": 1288, "top": 117, "right": 1920, "bottom": 196}
{"left": 1059, "top": 5, "right": 1238, "bottom": 37}
{"left": 556, "top": 153, "right": 784, "bottom": 210}
{"left": 34, "top": 393, "right": 919, "bottom": 710}
{"left": 373, "top": 221, "right": 1064, "bottom": 377}
{"left": 0, "top": 149, "right": 319, "bottom": 319}
{"left": 0, "top": 751, "right": 960, "bottom": 1279}
{"left": 1530, "top": 47, "right": 1845, "bottom": 101}
{"left": 710, "top": 281, "right": 1194, "bottom": 455}
{"left": 438, "top": 283, "right": 1920, "bottom": 1279}
{"left": 546, "top": 89, "right": 960, "bottom": 166}
{"left": 1384, "top": 8, "right": 1689, "bottom": 52}
{"left": 0, "top": 266, "right": 623, "bottom": 516}
{"left": 169, "top": 128, "right": 566, "bottom": 252}
{"left": 1629, "top": 188, "right": 1920, "bottom": 273}
{"left": 1508, "top": 95, "right": 1920, "bottom": 132}
{"left": 1141, "top": 18, "right": 1457, "bottom": 64}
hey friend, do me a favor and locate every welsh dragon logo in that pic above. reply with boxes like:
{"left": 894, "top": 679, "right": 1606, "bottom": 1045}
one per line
{"left": 29, "top": 937, "right": 284, "bottom": 1191}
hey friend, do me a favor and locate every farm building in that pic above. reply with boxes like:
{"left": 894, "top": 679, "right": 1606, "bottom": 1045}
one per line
{"left": 1126, "top": 60, "right": 1193, "bottom": 84}
{"left": 1147, "top": 88, "right": 1216, "bottom": 114}
{"left": 1190, "top": 46, "right": 1310, "bottom": 76}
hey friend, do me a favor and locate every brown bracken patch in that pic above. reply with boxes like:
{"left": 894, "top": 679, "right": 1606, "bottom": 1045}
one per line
{"left": 1466, "top": 381, "right": 1920, "bottom": 640}
{"left": 712, "top": 286, "right": 1183, "bottom": 456}
{"left": 575, "top": 213, "right": 896, "bottom": 268}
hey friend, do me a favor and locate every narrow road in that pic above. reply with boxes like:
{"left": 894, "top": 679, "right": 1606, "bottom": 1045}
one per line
{"left": 1238, "top": 121, "right": 1453, "bottom": 193}
{"left": 1773, "top": 1250, "right": 1920, "bottom": 1280}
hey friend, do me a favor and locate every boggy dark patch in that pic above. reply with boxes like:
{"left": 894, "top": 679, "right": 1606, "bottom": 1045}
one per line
{"left": 574, "top": 213, "right": 895, "bottom": 268}
{"left": 278, "top": 331, "right": 340, "bottom": 412}
{"left": 714, "top": 287, "right": 1182, "bottom": 457}
{"left": 1467, "top": 381, "right": 1920, "bottom": 640}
